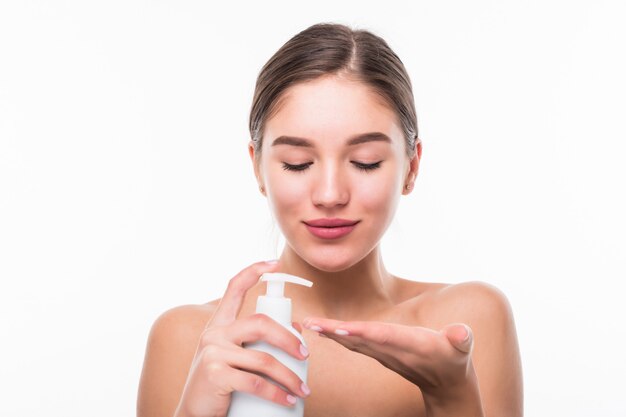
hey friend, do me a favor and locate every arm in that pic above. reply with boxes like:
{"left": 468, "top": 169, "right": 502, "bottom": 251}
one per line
{"left": 302, "top": 281, "right": 523, "bottom": 417}
{"left": 421, "top": 361, "right": 484, "bottom": 417}
{"left": 427, "top": 281, "right": 524, "bottom": 417}
{"left": 138, "top": 261, "right": 307, "bottom": 417}
{"left": 137, "top": 305, "right": 214, "bottom": 417}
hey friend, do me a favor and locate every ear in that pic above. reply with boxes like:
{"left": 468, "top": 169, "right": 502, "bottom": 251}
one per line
{"left": 402, "top": 138, "right": 422, "bottom": 195}
{"left": 248, "top": 141, "right": 266, "bottom": 195}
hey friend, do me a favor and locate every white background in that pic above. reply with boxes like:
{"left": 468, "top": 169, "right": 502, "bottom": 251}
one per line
{"left": 1, "top": 1, "right": 625, "bottom": 416}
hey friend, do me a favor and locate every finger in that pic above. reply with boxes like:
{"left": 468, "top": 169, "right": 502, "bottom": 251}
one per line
{"left": 209, "top": 260, "right": 280, "bottom": 327}
{"left": 206, "top": 345, "right": 310, "bottom": 400}
{"left": 441, "top": 323, "right": 473, "bottom": 354}
{"left": 304, "top": 319, "right": 399, "bottom": 359}
{"left": 221, "top": 366, "right": 302, "bottom": 407}
{"left": 303, "top": 317, "right": 437, "bottom": 349}
{"left": 222, "top": 313, "right": 310, "bottom": 361}
{"left": 302, "top": 317, "right": 381, "bottom": 339}
{"left": 302, "top": 317, "right": 389, "bottom": 346}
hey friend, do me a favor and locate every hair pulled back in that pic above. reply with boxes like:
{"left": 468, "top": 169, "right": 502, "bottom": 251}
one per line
{"left": 249, "top": 22, "right": 419, "bottom": 163}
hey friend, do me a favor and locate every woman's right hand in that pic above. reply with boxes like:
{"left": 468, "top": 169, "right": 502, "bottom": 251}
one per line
{"left": 173, "top": 260, "right": 311, "bottom": 417}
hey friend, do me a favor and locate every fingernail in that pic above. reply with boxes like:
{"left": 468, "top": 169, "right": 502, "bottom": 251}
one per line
{"left": 301, "top": 382, "right": 311, "bottom": 397}
{"left": 308, "top": 325, "right": 323, "bottom": 332}
{"left": 287, "top": 394, "right": 297, "bottom": 405}
{"left": 299, "top": 344, "right": 309, "bottom": 358}
{"left": 334, "top": 329, "right": 349, "bottom": 336}
{"left": 265, "top": 259, "right": 278, "bottom": 264}
{"left": 462, "top": 324, "right": 471, "bottom": 342}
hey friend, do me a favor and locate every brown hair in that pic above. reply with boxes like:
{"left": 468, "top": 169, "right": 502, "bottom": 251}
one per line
{"left": 249, "top": 22, "right": 419, "bottom": 164}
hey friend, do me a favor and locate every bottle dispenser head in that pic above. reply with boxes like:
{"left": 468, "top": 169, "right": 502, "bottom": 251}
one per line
{"left": 256, "top": 273, "right": 313, "bottom": 326}
{"left": 261, "top": 272, "right": 313, "bottom": 296}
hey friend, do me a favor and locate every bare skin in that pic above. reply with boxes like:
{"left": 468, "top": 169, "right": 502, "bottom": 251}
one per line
{"left": 137, "top": 262, "right": 522, "bottom": 417}
{"left": 137, "top": 74, "right": 523, "bottom": 416}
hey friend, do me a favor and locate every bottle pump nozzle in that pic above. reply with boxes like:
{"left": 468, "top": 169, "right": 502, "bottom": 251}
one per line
{"left": 261, "top": 272, "right": 313, "bottom": 296}
{"left": 256, "top": 273, "right": 313, "bottom": 326}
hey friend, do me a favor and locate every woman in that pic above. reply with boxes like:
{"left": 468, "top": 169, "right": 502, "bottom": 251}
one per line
{"left": 137, "top": 22, "right": 523, "bottom": 417}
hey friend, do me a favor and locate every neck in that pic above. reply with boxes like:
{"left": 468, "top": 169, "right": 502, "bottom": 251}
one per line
{"left": 276, "top": 244, "right": 398, "bottom": 321}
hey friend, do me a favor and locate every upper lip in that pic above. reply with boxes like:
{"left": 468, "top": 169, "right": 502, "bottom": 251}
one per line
{"left": 303, "top": 218, "right": 360, "bottom": 227}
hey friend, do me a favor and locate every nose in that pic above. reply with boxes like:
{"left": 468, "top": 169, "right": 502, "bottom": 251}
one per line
{"left": 311, "top": 162, "right": 350, "bottom": 208}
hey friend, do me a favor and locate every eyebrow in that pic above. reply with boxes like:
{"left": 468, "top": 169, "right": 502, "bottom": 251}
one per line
{"left": 271, "top": 132, "right": 392, "bottom": 148}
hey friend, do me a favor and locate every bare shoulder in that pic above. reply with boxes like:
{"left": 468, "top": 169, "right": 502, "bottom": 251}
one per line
{"left": 439, "top": 280, "right": 512, "bottom": 306}
{"left": 415, "top": 280, "right": 515, "bottom": 326}
{"left": 142, "top": 298, "right": 224, "bottom": 366}
{"left": 153, "top": 300, "right": 219, "bottom": 330}
{"left": 137, "top": 299, "right": 222, "bottom": 417}
{"left": 417, "top": 280, "right": 523, "bottom": 417}
{"left": 157, "top": 298, "right": 222, "bottom": 328}
{"left": 399, "top": 278, "right": 519, "bottom": 350}
{"left": 146, "top": 299, "right": 223, "bottom": 345}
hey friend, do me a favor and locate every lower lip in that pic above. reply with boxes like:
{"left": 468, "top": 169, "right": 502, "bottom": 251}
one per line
{"left": 304, "top": 223, "right": 358, "bottom": 239}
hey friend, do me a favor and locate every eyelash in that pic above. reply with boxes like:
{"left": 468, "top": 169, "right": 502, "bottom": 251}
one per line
{"left": 281, "top": 161, "right": 382, "bottom": 173}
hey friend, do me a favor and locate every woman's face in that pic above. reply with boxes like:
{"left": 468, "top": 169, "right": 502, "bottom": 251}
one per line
{"left": 250, "top": 75, "right": 419, "bottom": 272}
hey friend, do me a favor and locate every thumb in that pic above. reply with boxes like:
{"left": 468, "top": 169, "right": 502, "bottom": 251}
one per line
{"left": 208, "top": 260, "right": 280, "bottom": 328}
{"left": 441, "top": 323, "right": 473, "bottom": 354}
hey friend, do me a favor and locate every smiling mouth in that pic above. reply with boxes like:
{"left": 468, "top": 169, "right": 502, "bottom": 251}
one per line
{"left": 303, "top": 219, "right": 360, "bottom": 228}
{"left": 303, "top": 221, "right": 360, "bottom": 239}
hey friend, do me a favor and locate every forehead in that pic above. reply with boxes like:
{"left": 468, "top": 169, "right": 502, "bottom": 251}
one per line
{"left": 263, "top": 76, "right": 402, "bottom": 148}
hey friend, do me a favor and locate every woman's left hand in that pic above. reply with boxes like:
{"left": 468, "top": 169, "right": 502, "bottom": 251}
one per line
{"left": 301, "top": 317, "right": 476, "bottom": 399}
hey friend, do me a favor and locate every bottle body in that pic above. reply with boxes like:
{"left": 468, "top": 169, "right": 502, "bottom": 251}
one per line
{"left": 226, "top": 322, "right": 308, "bottom": 417}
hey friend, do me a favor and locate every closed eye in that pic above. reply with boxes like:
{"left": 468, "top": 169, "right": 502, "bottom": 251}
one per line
{"left": 282, "top": 162, "right": 312, "bottom": 172}
{"left": 281, "top": 161, "right": 382, "bottom": 173}
{"left": 353, "top": 161, "right": 382, "bottom": 172}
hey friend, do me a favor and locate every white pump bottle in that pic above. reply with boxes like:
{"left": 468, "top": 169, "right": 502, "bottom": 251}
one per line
{"left": 226, "top": 272, "right": 313, "bottom": 417}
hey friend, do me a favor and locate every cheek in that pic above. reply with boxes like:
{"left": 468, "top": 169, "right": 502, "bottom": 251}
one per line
{"left": 266, "top": 169, "right": 308, "bottom": 211}
{"left": 356, "top": 174, "right": 401, "bottom": 214}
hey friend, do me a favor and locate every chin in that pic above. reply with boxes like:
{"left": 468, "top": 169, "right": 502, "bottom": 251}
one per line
{"left": 310, "top": 260, "right": 354, "bottom": 273}
{"left": 292, "top": 243, "right": 368, "bottom": 273}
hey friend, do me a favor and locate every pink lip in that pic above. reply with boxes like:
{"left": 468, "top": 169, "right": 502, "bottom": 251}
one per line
{"left": 304, "top": 218, "right": 359, "bottom": 227}
{"left": 303, "top": 218, "right": 360, "bottom": 240}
